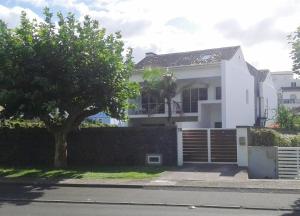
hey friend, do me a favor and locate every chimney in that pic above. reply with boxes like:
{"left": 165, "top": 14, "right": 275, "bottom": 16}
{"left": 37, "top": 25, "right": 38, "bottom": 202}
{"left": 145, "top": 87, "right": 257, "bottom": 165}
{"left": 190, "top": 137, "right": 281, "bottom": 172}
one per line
{"left": 145, "top": 52, "right": 157, "bottom": 57}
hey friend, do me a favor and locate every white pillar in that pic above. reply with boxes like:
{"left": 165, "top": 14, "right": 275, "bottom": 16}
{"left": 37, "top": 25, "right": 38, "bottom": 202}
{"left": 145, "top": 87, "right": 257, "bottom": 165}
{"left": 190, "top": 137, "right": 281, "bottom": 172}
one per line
{"left": 236, "top": 126, "right": 249, "bottom": 167}
{"left": 207, "top": 129, "right": 211, "bottom": 163}
{"left": 176, "top": 125, "right": 183, "bottom": 166}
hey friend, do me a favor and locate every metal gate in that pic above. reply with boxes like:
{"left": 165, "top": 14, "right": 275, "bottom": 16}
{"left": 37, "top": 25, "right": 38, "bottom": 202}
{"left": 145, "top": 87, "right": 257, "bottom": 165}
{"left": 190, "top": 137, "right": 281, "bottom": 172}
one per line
{"left": 182, "top": 128, "right": 237, "bottom": 163}
{"left": 278, "top": 147, "right": 300, "bottom": 179}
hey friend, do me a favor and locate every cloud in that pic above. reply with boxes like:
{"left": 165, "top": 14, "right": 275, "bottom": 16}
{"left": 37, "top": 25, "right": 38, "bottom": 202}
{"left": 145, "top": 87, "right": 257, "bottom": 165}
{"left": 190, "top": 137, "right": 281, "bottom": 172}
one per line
{"left": 215, "top": 18, "right": 286, "bottom": 46}
{"left": 130, "top": 44, "right": 159, "bottom": 63}
{"left": 166, "top": 17, "right": 198, "bottom": 32}
{"left": 95, "top": 16, "right": 151, "bottom": 37}
{"left": 0, "top": 5, "right": 41, "bottom": 27}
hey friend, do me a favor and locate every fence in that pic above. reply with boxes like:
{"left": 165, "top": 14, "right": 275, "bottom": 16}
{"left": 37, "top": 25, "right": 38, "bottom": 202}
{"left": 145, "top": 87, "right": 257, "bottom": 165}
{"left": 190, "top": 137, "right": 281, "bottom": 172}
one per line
{"left": 278, "top": 147, "right": 300, "bottom": 179}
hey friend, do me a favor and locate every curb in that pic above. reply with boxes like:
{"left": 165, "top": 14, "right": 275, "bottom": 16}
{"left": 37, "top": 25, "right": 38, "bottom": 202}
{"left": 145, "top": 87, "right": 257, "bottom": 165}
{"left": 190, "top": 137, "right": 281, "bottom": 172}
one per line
{"left": 1, "top": 180, "right": 300, "bottom": 194}
{"left": 0, "top": 197, "right": 299, "bottom": 212}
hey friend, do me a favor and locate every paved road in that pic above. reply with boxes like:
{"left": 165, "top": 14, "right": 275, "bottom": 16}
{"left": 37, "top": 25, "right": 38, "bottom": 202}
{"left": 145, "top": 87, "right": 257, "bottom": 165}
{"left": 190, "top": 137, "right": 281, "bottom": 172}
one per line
{"left": 0, "top": 185, "right": 299, "bottom": 215}
{"left": 0, "top": 203, "right": 296, "bottom": 216}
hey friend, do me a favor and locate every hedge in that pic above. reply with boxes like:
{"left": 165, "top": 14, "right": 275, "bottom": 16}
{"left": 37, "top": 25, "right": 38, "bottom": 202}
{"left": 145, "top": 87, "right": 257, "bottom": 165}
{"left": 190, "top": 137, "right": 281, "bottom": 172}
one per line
{"left": 250, "top": 128, "right": 300, "bottom": 147}
{"left": 0, "top": 127, "right": 177, "bottom": 167}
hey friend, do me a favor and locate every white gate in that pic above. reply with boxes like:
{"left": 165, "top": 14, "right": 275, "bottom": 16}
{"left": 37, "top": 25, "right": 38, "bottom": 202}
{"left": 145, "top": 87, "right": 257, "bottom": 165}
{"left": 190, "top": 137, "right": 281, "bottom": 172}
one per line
{"left": 278, "top": 147, "right": 300, "bottom": 179}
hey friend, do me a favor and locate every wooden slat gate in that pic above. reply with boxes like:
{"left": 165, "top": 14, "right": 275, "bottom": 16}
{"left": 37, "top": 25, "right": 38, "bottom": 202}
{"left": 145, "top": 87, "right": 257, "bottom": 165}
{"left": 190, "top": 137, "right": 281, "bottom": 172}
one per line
{"left": 210, "top": 129, "right": 237, "bottom": 162}
{"left": 278, "top": 147, "right": 300, "bottom": 179}
{"left": 182, "top": 128, "right": 237, "bottom": 163}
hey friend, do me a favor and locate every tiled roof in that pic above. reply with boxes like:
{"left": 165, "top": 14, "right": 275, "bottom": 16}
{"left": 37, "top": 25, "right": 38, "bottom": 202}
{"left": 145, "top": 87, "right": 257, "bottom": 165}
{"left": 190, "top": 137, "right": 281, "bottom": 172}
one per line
{"left": 247, "top": 63, "right": 268, "bottom": 82}
{"left": 135, "top": 46, "right": 240, "bottom": 69}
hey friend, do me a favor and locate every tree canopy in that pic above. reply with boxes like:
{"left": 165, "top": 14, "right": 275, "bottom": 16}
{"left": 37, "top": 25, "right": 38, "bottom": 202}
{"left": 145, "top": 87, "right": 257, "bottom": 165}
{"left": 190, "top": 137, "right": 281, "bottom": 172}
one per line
{"left": 143, "top": 68, "right": 177, "bottom": 124}
{"left": 0, "top": 8, "right": 139, "bottom": 167}
{"left": 289, "top": 26, "right": 300, "bottom": 75}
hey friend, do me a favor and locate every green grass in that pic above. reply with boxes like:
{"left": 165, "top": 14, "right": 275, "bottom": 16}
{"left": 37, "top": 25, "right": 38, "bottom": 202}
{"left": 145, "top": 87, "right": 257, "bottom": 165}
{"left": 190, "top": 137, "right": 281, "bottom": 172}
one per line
{"left": 0, "top": 166, "right": 165, "bottom": 180}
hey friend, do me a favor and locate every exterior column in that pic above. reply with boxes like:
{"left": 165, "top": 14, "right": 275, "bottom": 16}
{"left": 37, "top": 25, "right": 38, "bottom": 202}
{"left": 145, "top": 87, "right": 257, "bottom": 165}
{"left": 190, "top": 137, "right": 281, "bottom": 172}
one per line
{"left": 176, "top": 124, "right": 183, "bottom": 166}
{"left": 236, "top": 126, "right": 249, "bottom": 167}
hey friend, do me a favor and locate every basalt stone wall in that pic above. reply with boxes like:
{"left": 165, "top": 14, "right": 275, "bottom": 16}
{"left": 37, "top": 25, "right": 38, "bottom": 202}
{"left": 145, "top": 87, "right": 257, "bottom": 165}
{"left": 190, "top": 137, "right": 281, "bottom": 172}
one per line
{"left": 0, "top": 127, "right": 177, "bottom": 167}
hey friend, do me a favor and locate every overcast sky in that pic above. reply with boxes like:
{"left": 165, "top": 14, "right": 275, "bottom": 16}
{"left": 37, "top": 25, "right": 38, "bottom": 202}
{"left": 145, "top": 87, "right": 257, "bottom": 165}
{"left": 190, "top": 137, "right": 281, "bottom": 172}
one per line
{"left": 1, "top": 0, "right": 300, "bottom": 71}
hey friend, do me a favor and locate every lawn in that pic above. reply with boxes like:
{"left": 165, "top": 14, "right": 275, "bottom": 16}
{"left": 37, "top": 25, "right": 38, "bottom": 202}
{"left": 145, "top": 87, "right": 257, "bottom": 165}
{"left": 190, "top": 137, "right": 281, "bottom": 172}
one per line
{"left": 0, "top": 166, "right": 165, "bottom": 180}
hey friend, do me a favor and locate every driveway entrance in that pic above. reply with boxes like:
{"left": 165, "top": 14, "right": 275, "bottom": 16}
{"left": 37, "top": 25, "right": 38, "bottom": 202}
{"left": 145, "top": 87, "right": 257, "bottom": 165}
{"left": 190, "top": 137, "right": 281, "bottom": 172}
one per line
{"left": 157, "top": 164, "right": 248, "bottom": 182}
{"left": 182, "top": 128, "right": 237, "bottom": 163}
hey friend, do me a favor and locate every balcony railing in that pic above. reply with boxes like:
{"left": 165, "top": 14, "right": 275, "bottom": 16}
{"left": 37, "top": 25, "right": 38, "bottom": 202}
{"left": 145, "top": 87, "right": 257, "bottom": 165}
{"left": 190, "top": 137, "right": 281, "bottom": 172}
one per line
{"left": 279, "top": 99, "right": 300, "bottom": 104}
{"left": 129, "top": 101, "right": 186, "bottom": 116}
{"left": 129, "top": 103, "right": 165, "bottom": 115}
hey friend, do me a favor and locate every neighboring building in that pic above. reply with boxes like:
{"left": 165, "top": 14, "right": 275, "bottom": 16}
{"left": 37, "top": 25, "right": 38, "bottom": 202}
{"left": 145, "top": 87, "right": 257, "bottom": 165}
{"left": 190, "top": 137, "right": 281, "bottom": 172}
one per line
{"left": 128, "top": 46, "right": 277, "bottom": 128}
{"left": 271, "top": 71, "right": 300, "bottom": 110}
{"left": 88, "top": 112, "right": 123, "bottom": 126}
{"left": 248, "top": 65, "right": 278, "bottom": 127}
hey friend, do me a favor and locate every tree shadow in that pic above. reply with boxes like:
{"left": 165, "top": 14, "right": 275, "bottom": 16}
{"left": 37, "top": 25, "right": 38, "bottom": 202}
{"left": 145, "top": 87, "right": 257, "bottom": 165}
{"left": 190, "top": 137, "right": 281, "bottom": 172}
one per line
{"left": 281, "top": 198, "right": 300, "bottom": 216}
{"left": 0, "top": 184, "right": 59, "bottom": 206}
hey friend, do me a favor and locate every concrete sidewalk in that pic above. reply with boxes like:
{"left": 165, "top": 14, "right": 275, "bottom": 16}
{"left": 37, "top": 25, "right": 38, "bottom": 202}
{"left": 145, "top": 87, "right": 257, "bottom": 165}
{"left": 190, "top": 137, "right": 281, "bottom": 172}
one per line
{"left": 1, "top": 164, "right": 299, "bottom": 192}
{"left": 1, "top": 176, "right": 300, "bottom": 192}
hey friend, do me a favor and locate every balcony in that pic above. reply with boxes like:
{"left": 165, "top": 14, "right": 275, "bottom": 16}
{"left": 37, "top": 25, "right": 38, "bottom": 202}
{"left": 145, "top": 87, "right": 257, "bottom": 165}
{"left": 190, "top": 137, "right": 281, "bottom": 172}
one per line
{"left": 129, "top": 101, "right": 191, "bottom": 116}
{"left": 279, "top": 99, "right": 300, "bottom": 104}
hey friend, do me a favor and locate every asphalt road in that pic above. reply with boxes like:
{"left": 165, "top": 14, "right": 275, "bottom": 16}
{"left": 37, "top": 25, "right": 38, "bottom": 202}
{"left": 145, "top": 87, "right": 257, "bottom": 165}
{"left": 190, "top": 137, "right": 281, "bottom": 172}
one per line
{"left": 0, "top": 202, "right": 296, "bottom": 216}
{"left": 0, "top": 184, "right": 299, "bottom": 215}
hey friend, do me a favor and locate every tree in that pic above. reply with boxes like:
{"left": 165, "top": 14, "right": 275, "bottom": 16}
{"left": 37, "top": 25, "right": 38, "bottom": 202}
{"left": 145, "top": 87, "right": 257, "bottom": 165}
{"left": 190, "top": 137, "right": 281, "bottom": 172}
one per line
{"left": 276, "top": 106, "right": 295, "bottom": 130}
{"left": 143, "top": 68, "right": 177, "bottom": 125}
{"left": 289, "top": 26, "right": 300, "bottom": 75}
{"left": 0, "top": 8, "right": 139, "bottom": 167}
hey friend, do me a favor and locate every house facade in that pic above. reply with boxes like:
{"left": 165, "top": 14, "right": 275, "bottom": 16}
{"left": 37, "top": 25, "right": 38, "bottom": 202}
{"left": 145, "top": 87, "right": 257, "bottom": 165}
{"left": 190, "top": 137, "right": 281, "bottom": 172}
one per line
{"left": 128, "top": 46, "right": 277, "bottom": 128}
{"left": 271, "top": 71, "right": 300, "bottom": 110}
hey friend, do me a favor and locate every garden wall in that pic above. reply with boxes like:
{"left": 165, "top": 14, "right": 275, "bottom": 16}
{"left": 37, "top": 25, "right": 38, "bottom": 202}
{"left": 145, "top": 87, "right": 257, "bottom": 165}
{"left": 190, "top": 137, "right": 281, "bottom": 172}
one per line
{"left": 0, "top": 127, "right": 177, "bottom": 167}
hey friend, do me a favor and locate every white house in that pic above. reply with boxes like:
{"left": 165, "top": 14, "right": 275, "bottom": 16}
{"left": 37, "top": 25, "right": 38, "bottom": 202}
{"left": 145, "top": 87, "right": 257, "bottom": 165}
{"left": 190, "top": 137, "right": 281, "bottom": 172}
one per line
{"left": 271, "top": 71, "right": 300, "bottom": 110}
{"left": 128, "top": 46, "right": 277, "bottom": 128}
{"left": 247, "top": 65, "right": 278, "bottom": 127}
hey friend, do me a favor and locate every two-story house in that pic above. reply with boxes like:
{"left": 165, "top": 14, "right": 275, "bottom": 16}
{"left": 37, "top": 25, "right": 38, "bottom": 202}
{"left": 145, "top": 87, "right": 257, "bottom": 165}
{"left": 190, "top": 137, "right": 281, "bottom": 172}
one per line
{"left": 271, "top": 71, "right": 300, "bottom": 110}
{"left": 128, "top": 46, "right": 277, "bottom": 128}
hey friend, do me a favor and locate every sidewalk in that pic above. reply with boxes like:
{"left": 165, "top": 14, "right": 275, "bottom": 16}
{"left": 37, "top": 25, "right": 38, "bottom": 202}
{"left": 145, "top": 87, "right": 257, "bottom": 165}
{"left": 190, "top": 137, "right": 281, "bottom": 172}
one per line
{"left": 1, "top": 176, "right": 300, "bottom": 192}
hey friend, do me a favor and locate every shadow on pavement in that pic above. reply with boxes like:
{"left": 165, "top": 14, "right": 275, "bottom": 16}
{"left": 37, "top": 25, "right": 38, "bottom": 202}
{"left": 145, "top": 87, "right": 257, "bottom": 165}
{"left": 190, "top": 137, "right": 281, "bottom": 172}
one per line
{"left": 281, "top": 198, "right": 300, "bottom": 216}
{"left": 0, "top": 184, "right": 59, "bottom": 207}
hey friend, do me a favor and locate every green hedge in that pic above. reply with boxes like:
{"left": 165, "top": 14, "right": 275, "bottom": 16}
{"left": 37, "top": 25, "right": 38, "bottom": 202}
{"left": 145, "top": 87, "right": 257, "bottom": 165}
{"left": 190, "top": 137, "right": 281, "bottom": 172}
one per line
{"left": 250, "top": 128, "right": 300, "bottom": 147}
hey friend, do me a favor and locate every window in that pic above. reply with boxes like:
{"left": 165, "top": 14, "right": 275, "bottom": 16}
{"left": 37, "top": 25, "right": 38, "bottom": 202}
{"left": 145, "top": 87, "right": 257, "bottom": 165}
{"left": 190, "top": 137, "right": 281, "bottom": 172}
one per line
{"left": 215, "top": 122, "right": 222, "bottom": 128}
{"left": 246, "top": 89, "right": 249, "bottom": 104}
{"left": 291, "top": 82, "right": 296, "bottom": 87}
{"left": 216, "top": 87, "right": 221, "bottom": 100}
{"left": 141, "top": 91, "right": 165, "bottom": 114}
{"left": 199, "top": 88, "right": 208, "bottom": 100}
{"left": 290, "top": 94, "right": 297, "bottom": 104}
{"left": 182, "top": 88, "right": 208, "bottom": 113}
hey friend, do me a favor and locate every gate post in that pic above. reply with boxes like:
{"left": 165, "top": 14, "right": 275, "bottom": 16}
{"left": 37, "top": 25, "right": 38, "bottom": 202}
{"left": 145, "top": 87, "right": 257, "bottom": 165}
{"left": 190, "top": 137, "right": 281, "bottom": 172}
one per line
{"left": 176, "top": 125, "right": 183, "bottom": 166}
{"left": 236, "top": 126, "right": 249, "bottom": 167}
{"left": 207, "top": 129, "right": 211, "bottom": 163}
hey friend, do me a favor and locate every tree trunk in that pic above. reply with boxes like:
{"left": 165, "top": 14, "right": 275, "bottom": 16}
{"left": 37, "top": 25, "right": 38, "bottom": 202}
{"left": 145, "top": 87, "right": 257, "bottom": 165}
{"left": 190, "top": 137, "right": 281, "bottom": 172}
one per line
{"left": 53, "top": 131, "right": 68, "bottom": 168}
{"left": 167, "top": 98, "right": 172, "bottom": 125}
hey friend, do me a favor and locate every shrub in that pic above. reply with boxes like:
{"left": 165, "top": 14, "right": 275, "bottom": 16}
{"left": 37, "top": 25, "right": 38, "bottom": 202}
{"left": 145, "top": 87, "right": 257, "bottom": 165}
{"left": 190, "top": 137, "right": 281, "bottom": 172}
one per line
{"left": 250, "top": 128, "right": 282, "bottom": 146}
{"left": 250, "top": 128, "right": 293, "bottom": 146}
{"left": 276, "top": 106, "right": 296, "bottom": 130}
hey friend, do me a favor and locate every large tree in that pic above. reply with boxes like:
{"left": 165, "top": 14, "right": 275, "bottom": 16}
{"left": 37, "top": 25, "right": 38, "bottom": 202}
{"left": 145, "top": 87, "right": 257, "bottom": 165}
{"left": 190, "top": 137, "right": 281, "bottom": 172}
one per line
{"left": 0, "top": 8, "right": 138, "bottom": 167}
{"left": 143, "top": 68, "right": 177, "bottom": 125}
{"left": 289, "top": 26, "right": 300, "bottom": 75}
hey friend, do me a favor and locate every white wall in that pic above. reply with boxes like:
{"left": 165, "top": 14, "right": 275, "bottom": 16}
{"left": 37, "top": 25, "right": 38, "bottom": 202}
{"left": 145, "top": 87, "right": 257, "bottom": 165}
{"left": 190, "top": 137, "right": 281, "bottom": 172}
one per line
{"left": 271, "top": 72, "right": 300, "bottom": 90}
{"left": 261, "top": 73, "right": 278, "bottom": 126}
{"left": 222, "top": 48, "right": 255, "bottom": 128}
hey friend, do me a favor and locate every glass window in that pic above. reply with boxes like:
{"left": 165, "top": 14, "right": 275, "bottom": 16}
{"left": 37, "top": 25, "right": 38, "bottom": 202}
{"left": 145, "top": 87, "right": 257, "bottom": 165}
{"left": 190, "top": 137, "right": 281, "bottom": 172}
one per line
{"left": 182, "top": 88, "right": 201, "bottom": 113}
{"left": 216, "top": 87, "right": 221, "bottom": 100}
{"left": 182, "top": 89, "right": 191, "bottom": 113}
{"left": 199, "top": 88, "right": 208, "bottom": 100}
{"left": 291, "top": 82, "right": 296, "bottom": 87}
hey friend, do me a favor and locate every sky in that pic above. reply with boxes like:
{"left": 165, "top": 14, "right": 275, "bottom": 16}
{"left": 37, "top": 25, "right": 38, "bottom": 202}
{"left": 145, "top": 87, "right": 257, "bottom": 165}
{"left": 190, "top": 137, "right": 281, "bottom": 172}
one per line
{"left": 0, "top": 0, "right": 299, "bottom": 71}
